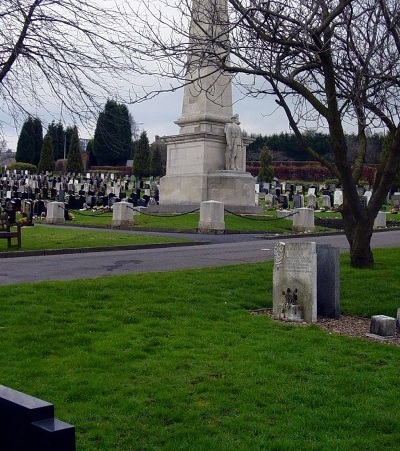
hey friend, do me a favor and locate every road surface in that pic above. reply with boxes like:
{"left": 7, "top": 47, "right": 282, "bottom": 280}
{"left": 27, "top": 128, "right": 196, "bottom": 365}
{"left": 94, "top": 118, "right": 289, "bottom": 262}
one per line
{"left": 0, "top": 229, "right": 399, "bottom": 285}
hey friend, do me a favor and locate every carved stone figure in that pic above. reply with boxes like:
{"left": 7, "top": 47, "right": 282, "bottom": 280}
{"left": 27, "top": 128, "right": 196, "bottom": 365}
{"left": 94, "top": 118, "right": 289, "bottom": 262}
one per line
{"left": 224, "top": 114, "right": 243, "bottom": 170}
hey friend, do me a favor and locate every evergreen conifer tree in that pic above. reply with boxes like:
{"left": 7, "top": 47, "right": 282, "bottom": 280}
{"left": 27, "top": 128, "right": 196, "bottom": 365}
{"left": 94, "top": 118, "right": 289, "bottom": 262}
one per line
{"left": 47, "top": 121, "right": 66, "bottom": 160}
{"left": 93, "top": 100, "right": 132, "bottom": 166}
{"left": 37, "top": 134, "right": 55, "bottom": 173}
{"left": 16, "top": 116, "right": 43, "bottom": 164}
{"left": 32, "top": 117, "right": 43, "bottom": 166}
{"left": 132, "top": 131, "right": 150, "bottom": 179}
{"left": 66, "top": 127, "right": 84, "bottom": 173}
{"left": 16, "top": 117, "right": 35, "bottom": 163}
{"left": 150, "top": 144, "right": 164, "bottom": 177}
{"left": 258, "top": 145, "right": 274, "bottom": 183}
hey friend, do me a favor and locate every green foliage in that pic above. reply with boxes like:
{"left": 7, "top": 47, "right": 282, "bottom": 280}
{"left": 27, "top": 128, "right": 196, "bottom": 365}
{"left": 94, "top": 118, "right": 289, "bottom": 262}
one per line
{"left": 258, "top": 145, "right": 274, "bottom": 182}
{"left": 379, "top": 130, "right": 400, "bottom": 190}
{"left": 37, "top": 134, "right": 55, "bottom": 173}
{"left": 47, "top": 121, "right": 66, "bottom": 160}
{"left": 150, "top": 143, "right": 164, "bottom": 177}
{"left": 86, "top": 138, "right": 97, "bottom": 167}
{"left": 64, "top": 125, "right": 75, "bottom": 158}
{"left": 248, "top": 132, "right": 332, "bottom": 161}
{"left": 16, "top": 116, "right": 43, "bottom": 165}
{"left": 66, "top": 126, "right": 84, "bottom": 173}
{"left": 93, "top": 100, "right": 133, "bottom": 166}
{"left": 32, "top": 117, "right": 43, "bottom": 166}
{"left": 249, "top": 132, "right": 384, "bottom": 165}
{"left": 5, "top": 162, "right": 37, "bottom": 173}
{"left": 132, "top": 130, "right": 150, "bottom": 178}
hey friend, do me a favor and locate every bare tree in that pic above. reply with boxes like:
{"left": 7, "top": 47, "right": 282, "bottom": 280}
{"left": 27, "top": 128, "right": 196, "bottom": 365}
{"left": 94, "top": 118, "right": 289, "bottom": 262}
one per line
{"left": 134, "top": 0, "right": 400, "bottom": 268}
{"left": 0, "top": 1, "right": 147, "bottom": 128}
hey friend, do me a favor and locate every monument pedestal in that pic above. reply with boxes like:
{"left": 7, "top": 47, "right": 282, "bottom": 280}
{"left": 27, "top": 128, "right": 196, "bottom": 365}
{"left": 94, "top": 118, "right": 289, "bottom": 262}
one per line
{"left": 158, "top": 131, "right": 261, "bottom": 214}
{"left": 159, "top": 170, "right": 260, "bottom": 212}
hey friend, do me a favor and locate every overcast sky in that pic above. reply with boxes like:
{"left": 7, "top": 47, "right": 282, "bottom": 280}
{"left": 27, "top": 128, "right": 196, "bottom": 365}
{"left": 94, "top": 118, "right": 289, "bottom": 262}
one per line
{"left": 1, "top": 80, "right": 292, "bottom": 152}
{"left": 0, "top": 0, "right": 295, "bottom": 151}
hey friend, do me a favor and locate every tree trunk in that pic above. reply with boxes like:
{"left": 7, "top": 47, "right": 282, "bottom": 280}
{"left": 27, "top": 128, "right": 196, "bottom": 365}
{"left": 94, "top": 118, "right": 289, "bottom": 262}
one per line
{"left": 349, "top": 222, "right": 374, "bottom": 268}
{"left": 340, "top": 200, "right": 375, "bottom": 268}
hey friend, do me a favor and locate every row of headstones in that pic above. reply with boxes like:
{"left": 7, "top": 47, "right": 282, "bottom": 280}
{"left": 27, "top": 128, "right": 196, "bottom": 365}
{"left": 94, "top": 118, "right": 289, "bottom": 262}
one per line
{"left": 264, "top": 186, "right": 400, "bottom": 211}
{"left": 0, "top": 172, "right": 160, "bottom": 200}
{"left": 2, "top": 188, "right": 161, "bottom": 222}
{"left": 276, "top": 206, "right": 388, "bottom": 231}
{"left": 265, "top": 190, "right": 378, "bottom": 210}
{"left": 260, "top": 181, "right": 397, "bottom": 198}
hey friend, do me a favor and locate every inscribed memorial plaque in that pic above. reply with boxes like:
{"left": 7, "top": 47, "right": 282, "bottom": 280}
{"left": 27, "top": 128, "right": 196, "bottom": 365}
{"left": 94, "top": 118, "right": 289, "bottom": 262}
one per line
{"left": 273, "top": 242, "right": 317, "bottom": 323}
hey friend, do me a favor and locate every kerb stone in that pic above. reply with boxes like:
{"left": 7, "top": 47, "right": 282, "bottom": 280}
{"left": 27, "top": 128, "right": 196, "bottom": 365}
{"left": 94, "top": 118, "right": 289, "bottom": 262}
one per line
{"left": 370, "top": 315, "right": 396, "bottom": 336}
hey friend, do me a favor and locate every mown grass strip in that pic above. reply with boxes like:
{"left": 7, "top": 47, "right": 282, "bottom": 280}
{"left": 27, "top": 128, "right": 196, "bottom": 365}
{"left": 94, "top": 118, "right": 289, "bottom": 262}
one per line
{"left": 0, "top": 225, "right": 189, "bottom": 252}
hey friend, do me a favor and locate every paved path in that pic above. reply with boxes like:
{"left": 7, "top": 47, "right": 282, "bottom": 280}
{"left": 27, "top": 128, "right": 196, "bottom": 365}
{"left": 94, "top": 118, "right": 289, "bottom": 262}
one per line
{"left": 0, "top": 229, "right": 399, "bottom": 285}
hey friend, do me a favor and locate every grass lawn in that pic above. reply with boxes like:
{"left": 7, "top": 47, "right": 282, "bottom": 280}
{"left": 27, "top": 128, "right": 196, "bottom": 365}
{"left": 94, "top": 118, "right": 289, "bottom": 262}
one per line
{"left": 0, "top": 225, "right": 189, "bottom": 252}
{"left": 0, "top": 249, "right": 399, "bottom": 449}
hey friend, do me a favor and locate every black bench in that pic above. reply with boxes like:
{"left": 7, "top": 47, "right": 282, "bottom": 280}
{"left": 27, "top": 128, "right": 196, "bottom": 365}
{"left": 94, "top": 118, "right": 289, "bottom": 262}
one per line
{"left": 0, "top": 213, "right": 22, "bottom": 249}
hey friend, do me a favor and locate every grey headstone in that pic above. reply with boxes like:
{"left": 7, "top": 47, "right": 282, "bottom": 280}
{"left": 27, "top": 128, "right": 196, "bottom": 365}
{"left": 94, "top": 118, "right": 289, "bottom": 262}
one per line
{"left": 293, "top": 194, "right": 304, "bottom": 208}
{"left": 316, "top": 244, "right": 340, "bottom": 319}
{"left": 321, "top": 195, "right": 331, "bottom": 209}
{"left": 307, "top": 193, "right": 317, "bottom": 209}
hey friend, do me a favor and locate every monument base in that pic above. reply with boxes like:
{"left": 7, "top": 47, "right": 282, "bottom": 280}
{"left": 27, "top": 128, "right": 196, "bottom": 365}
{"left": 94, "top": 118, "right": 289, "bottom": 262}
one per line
{"left": 158, "top": 170, "right": 261, "bottom": 214}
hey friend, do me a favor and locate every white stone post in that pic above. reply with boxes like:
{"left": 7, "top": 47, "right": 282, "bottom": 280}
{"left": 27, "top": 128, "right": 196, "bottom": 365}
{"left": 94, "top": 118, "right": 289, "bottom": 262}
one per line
{"left": 111, "top": 201, "right": 134, "bottom": 227}
{"left": 46, "top": 202, "right": 65, "bottom": 224}
{"left": 198, "top": 200, "right": 225, "bottom": 234}
{"left": 292, "top": 207, "right": 315, "bottom": 233}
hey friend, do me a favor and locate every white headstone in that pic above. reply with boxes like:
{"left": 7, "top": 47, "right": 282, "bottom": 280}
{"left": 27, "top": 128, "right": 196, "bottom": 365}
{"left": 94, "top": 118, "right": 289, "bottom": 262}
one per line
{"left": 273, "top": 242, "right": 317, "bottom": 323}
{"left": 333, "top": 189, "right": 343, "bottom": 207}
{"left": 364, "top": 190, "right": 372, "bottom": 205}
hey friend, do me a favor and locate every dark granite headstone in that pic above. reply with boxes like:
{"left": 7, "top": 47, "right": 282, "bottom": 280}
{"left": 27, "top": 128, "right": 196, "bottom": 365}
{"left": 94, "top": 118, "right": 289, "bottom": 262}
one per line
{"left": 0, "top": 385, "right": 75, "bottom": 450}
{"left": 316, "top": 244, "right": 340, "bottom": 319}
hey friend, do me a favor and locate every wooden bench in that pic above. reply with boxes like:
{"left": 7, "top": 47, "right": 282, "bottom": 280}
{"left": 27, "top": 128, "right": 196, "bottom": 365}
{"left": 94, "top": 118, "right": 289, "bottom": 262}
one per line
{"left": 0, "top": 214, "right": 21, "bottom": 249}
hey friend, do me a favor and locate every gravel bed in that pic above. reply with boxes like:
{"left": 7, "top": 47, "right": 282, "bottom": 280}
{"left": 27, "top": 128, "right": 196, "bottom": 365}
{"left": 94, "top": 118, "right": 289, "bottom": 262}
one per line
{"left": 251, "top": 308, "right": 400, "bottom": 346}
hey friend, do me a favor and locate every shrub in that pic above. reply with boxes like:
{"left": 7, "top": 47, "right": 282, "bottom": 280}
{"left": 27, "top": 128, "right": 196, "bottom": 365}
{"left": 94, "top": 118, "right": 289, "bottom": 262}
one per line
{"left": 5, "top": 162, "right": 37, "bottom": 173}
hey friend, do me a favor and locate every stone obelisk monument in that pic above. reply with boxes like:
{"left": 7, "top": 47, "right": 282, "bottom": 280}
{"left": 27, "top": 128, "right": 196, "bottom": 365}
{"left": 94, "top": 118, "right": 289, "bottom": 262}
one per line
{"left": 159, "top": 0, "right": 259, "bottom": 213}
